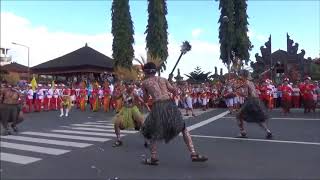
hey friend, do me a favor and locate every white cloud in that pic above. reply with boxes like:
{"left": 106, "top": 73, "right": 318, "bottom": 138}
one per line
{"left": 1, "top": 12, "right": 226, "bottom": 79}
{"left": 248, "top": 29, "right": 268, "bottom": 43}
{"left": 191, "top": 28, "right": 203, "bottom": 39}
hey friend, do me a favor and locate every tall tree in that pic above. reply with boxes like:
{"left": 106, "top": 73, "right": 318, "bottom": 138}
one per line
{"left": 145, "top": 0, "right": 169, "bottom": 72}
{"left": 233, "top": 0, "right": 252, "bottom": 65}
{"left": 218, "top": 0, "right": 235, "bottom": 69}
{"left": 111, "top": 0, "right": 135, "bottom": 69}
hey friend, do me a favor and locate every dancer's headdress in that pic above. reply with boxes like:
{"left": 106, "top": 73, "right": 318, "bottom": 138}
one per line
{"left": 114, "top": 51, "right": 163, "bottom": 80}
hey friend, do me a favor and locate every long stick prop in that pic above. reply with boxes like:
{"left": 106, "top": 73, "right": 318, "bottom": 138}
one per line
{"left": 169, "top": 52, "right": 183, "bottom": 77}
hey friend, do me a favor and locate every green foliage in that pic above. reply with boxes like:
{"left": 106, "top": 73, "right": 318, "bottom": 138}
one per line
{"left": 218, "top": 0, "right": 235, "bottom": 65}
{"left": 233, "top": 0, "right": 252, "bottom": 64}
{"left": 111, "top": 0, "right": 135, "bottom": 69}
{"left": 145, "top": 0, "right": 168, "bottom": 72}
{"left": 218, "top": 0, "right": 252, "bottom": 66}
{"left": 185, "top": 66, "right": 212, "bottom": 83}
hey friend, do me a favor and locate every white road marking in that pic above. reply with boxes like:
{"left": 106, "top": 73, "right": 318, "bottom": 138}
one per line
{"left": 191, "top": 135, "right": 320, "bottom": 146}
{"left": 222, "top": 117, "right": 320, "bottom": 121}
{"left": 187, "top": 111, "right": 229, "bottom": 131}
{"left": 95, "top": 121, "right": 112, "bottom": 123}
{"left": 83, "top": 122, "right": 112, "bottom": 125}
{"left": 0, "top": 142, "right": 70, "bottom": 155}
{"left": 0, "top": 152, "right": 41, "bottom": 165}
{"left": 20, "top": 132, "right": 111, "bottom": 142}
{"left": 51, "top": 130, "right": 117, "bottom": 137}
{"left": 64, "top": 127, "right": 137, "bottom": 134}
{"left": 70, "top": 124, "right": 114, "bottom": 128}
{"left": 1, "top": 136, "right": 92, "bottom": 148}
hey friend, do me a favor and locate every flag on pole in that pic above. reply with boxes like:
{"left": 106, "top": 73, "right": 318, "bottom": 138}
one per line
{"left": 31, "top": 77, "right": 37, "bottom": 91}
{"left": 51, "top": 80, "right": 55, "bottom": 90}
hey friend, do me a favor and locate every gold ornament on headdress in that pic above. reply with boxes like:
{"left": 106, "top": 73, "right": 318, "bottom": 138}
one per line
{"left": 114, "top": 51, "right": 163, "bottom": 81}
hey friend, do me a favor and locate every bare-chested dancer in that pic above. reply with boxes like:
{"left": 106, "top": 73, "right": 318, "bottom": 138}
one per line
{"left": 236, "top": 70, "right": 273, "bottom": 139}
{"left": 140, "top": 62, "right": 208, "bottom": 165}
{"left": 0, "top": 82, "right": 24, "bottom": 135}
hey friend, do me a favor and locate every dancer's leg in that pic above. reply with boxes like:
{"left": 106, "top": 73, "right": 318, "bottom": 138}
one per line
{"left": 258, "top": 122, "right": 272, "bottom": 139}
{"left": 181, "top": 128, "right": 208, "bottom": 161}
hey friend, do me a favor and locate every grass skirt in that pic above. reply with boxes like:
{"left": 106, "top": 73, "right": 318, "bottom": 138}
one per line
{"left": 237, "top": 97, "right": 268, "bottom": 123}
{"left": 114, "top": 106, "right": 141, "bottom": 129}
{"left": 141, "top": 100, "right": 185, "bottom": 143}
{"left": 0, "top": 104, "right": 18, "bottom": 124}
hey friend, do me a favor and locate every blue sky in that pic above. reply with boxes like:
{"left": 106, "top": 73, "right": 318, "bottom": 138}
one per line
{"left": 1, "top": 0, "right": 319, "bottom": 77}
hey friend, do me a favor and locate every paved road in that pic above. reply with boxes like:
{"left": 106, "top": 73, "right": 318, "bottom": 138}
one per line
{"left": 1, "top": 108, "right": 319, "bottom": 179}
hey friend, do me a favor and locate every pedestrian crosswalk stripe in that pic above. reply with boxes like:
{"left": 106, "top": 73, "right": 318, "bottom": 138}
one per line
{"left": 0, "top": 152, "right": 41, "bottom": 165}
{"left": 0, "top": 142, "right": 70, "bottom": 155}
{"left": 71, "top": 124, "right": 114, "bottom": 128}
{"left": 63, "top": 127, "right": 137, "bottom": 134}
{"left": 51, "top": 130, "right": 118, "bottom": 137}
{"left": 84, "top": 122, "right": 113, "bottom": 125}
{"left": 21, "top": 132, "right": 111, "bottom": 142}
{"left": 1, "top": 136, "right": 92, "bottom": 148}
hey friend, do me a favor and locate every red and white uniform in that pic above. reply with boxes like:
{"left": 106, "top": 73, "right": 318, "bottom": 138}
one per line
{"left": 26, "top": 89, "right": 34, "bottom": 113}
{"left": 52, "top": 88, "right": 60, "bottom": 110}
{"left": 292, "top": 87, "right": 301, "bottom": 108}
{"left": 35, "top": 88, "right": 44, "bottom": 112}
{"left": 44, "top": 88, "right": 53, "bottom": 111}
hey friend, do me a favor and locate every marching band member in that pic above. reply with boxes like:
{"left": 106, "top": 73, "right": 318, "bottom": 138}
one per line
{"left": 35, "top": 85, "right": 44, "bottom": 112}
{"left": 301, "top": 77, "right": 316, "bottom": 113}
{"left": 59, "top": 85, "right": 71, "bottom": 117}
{"left": 183, "top": 83, "right": 196, "bottom": 116}
{"left": 79, "top": 82, "right": 87, "bottom": 112}
{"left": 52, "top": 85, "right": 60, "bottom": 110}
{"left": 103, "top": 81, "right": 111, "bottom": 112}
{"left": 292, "top": 83, "right": 301, "bottom": 108}
{"left": 200, "top": 84, "right": 208, "bottom": 111}
{"left": 98, "top": 85, "right": 104, "bottom": 109}
{"left": 26, "top": 84, "right": 34, "bottom": 113}
{"left": 278, "top": 78, "right": 293, "bottom": 115}
{"left": 70, "top": 85, "right": 76, "bottom": 106}
{"left": 90, "top": 82, "right": 100, "bottom": 112}
{"left": 260, "top": 79, "right": 273, "bottom": 110}
{"left": 223, "top": 81, "right": 235, "bottom": 113}
{"left": 43, "top": 84, "right": 52, "bottom": 111}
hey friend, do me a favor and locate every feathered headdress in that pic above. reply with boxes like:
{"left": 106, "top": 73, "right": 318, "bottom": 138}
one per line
{"left": 114, "top": 51, "right": 163, "bottom": 81}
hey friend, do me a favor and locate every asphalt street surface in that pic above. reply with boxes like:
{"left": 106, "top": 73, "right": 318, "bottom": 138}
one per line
{"left": 1, "top": 107, "right": 320, "bottom": 180}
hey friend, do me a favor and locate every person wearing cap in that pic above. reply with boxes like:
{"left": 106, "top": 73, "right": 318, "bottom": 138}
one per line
{"left": 278, "top": 78, "right": 293, "bottom": 115}
{"left": 236, "top": 70, "right": 273, "bottom": 139}
{"left": 140, "top": 62, "right": 208, "bottom": 165}
{"left": 301, "top": 76, "right": 316, "bottom": 113}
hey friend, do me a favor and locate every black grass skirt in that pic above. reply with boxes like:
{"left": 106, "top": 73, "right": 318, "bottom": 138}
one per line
{"left": 141, "top": 99, "right": 185, "bottom": 143}
{"left": 236, "top": 97, "right": 268, "bottom": 123}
